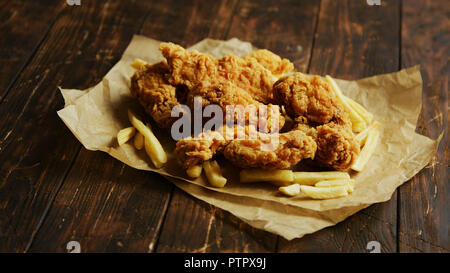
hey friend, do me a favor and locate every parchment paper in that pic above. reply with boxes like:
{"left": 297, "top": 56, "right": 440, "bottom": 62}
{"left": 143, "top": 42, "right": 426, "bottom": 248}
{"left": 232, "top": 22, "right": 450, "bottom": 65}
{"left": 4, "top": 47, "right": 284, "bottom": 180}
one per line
{"left": 57, "top": 35, "right": 439, "bottom": 240}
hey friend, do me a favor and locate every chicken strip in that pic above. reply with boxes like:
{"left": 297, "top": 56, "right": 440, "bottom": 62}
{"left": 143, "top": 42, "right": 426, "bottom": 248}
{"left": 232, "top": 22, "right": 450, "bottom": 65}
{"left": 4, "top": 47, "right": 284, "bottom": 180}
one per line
{"left": 273, "top": 72, "right": 350, "bottom": 125}
{"left": 244, "top": 49, "right": 294, "bottom": 76}
{"left": 223, "top": 129, "right": 317, "bottom": 169}
{"left": 160, "top": 42, "right": 277, "bottom": 104}
{"left": 130, "top": 61, "right": 184, "bottom": 128}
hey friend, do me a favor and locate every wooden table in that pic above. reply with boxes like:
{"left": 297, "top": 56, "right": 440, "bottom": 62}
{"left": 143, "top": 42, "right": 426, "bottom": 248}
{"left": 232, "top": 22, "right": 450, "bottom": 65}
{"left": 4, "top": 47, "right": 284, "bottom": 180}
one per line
{"left": 0, "top": 0, "right": 447, "bottom": 253}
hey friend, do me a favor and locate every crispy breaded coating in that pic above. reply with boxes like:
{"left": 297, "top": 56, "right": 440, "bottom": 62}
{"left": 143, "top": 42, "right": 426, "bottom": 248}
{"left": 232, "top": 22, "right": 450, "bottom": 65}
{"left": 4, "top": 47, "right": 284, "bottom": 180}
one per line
{"left": 223, "top": 130, "right": 317, "bottom": 169}
{"left": 175, "top": 124, "right": 289, "bottom": 169}
{"left": 313, "top": 122, "right": 360, "bottom": 171}
{"left": 160, "top": 42, "right": 276, "bottom": 104}
{"left": 244, "top": 49, "right": 294, "bottom": 76}
{"left": 187, "top": 82, "right": 285, "bottom": 132}
{"left": 130, "top": 62, "right": 182, "bottom": 128}
{"left": 186, "top": 81, "right": 256, "bottom": 109}
{"left": 174, "top": 129, "right": 229, "bottom": 169}
{"left": 273, "top": 72, "right": 350, "bottom": 125}
{"left": 293, "top": 116, "right": 359, "bottom": 170}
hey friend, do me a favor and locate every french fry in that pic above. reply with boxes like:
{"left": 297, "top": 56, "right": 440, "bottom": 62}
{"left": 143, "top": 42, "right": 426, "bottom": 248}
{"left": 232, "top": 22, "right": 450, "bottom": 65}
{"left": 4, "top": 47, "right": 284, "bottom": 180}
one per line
{"left": 133, "top": 132, "right": 144, "bottom": 150}
{"left": 300, "top": 185, "right": 348, "bottom": 199}
{"left": 128, "top": 110, "right": 167, "bottom": 168}
{"left": 131, "top": 58, "right": 147, "bottom": 70}
{"left": 186, "top": 165, "right": 202, "bottom": 178}
{"left": 279, "top": 184, "right": 301, "bottom": 197}
{"left": 203, "top": 160, "right": 227, "bottom": 188}
{"left": 240, "top": 169, "right": 294, "bottom": 186}
{"left": 293, "top": 171, "right": 350, "bottom": 186}
{"left": 325, "top": 75, "right": 367, "bottom": 133}
{"left": 117, "top": 127, "right": 136, "bottom": 146}
{"left": 348, "top": 179, "right": 355, "bottom": 193}
{"left": 343, "top": 96, "right": 374, "bottom": 125}
{"left": 351, "top": 126, "right": 380, "bottom": 172}
{"left": 355, "top": 121, "right": 381, "bottom": 147}
{"left": 315, "top": 179, "right": 355, "bottom": 193}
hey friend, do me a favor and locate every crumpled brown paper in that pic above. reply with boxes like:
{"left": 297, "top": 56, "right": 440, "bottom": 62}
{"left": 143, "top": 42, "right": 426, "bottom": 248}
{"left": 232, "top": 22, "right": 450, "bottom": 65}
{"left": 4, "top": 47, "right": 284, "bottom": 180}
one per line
{"left": 57, "top": 35, "right": 439, "bottom": 240}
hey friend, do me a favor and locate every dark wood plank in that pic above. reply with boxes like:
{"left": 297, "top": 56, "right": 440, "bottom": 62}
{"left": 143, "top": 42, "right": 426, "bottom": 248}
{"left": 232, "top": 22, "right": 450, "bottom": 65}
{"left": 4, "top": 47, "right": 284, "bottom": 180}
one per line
{"left": 0, "top": 1, "right": 149, "bottom": 252}
{"left": 225, "top": 0, "right": 320, "bottom": 73}
{"left": 28, "top": 151, "right": 172, "bottom": 253}
{"left": 278, "top": 0, "right": 400, "bottom": 252}
{"left": 399, "top": 0, "right": 449, "bottom": 252}
{"left": 0, "top": 0, "right": 65, "bottom": 101}
{"left": 155, "top": 0, "right": 319, "bottom": 253}
{"left": 157, "top": 188, "right": 277, "bottom": 252}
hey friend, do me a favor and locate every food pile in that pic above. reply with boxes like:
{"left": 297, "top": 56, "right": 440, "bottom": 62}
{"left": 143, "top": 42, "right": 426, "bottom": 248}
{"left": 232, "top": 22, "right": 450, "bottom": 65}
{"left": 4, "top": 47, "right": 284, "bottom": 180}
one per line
{"left": 116, "top": 42, "right": 380, "bottom": 199}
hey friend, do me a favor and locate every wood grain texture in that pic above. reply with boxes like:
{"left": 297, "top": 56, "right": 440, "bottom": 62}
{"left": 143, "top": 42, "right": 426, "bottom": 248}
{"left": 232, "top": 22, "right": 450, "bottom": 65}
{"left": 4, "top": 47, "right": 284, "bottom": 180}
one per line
{"left": 0, "top": 0, "right": 148, "bottom": 252}
{"left": 226, "top": 0, "right": 320, "bottom": 72}
{"left": 157, "top": 188, "right": 277, "bottom": 252}
{"left": 0, "top": 0, "right": 447, "bottom": 253}
{"left": 278, "top": 0, "right": 400, "bottom": 253}
{"left": 155, "top": 0, "right": 320, "bottom": 253}
{"left": 28, "top": 151, "right": 172, "bottom": 252}
{"left": 399, "top": 0, "right": 449, "bottom": 252}
{"left": 0, "top": 0, "right": 65, "bottom": 101}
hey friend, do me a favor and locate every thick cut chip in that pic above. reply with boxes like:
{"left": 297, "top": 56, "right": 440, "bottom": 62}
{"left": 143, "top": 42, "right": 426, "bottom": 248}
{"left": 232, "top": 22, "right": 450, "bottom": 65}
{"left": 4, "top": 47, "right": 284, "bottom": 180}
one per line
{"left": 117, "top": 127, "right": 136, "bottom": 146}
{"left": 203, "top": 160, "right": 227, "bottom": 188}
{"left": 240, "top": 169, "right": 294, "bottom": 186}
{"left": 186, "top": 165, "right": 202, "bottom": 178}
{"left": 351, "top": 126, "right": 380, "bottom": 172}
{"left": 343, "top": 96, "right": 374, "bottom": 125}
{"left": 134, "top": 132, "right": 144, "bottom": 150}
{"left": 279, "top": 184, "right": 301, "bottom": 197}
{"left": 300, "top": 185, "right": 348, "bottom": 199}
{"left": 128, "top": 110, "right": 167, "bottom": 168}
{"left": 314, "top": 179, "right": 355, "bottom": 193}
{"left": 293, "top": 171, "right": 350, "bottom": 186}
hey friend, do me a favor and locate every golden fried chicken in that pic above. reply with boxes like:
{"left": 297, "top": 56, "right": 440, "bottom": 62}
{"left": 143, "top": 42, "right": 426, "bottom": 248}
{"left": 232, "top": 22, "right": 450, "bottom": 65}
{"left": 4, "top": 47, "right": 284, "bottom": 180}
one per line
{"left": 187, "top": 81, "right": 285, "bottom": 133}
{"left": 273, "top": 72, "right": 350, "bottom": 125}
{"left": 274, "top": 73, "right": 359, "bottom": 170}
{"left": 130, "top": 61, "right": 183, "bottom": 128}
{"left": 223, "top": 129, "right": 317, "bottom": 169}
{"left": 174, "top": 125, "right": 260, "bottom": 169}
{"left": 244, "top": 49, "right": 294, "bottom": 76}
{"left": 174, "top": 129, "right": 229, "bottom": 169}
{"left": 312, "top": 122, "right": 360, "bottom": 171}
{"left": 131, "top": 43, "right": 360, "bottom": 172}
{"left": 160, "top": 42, "right": 282, "bottom": 104}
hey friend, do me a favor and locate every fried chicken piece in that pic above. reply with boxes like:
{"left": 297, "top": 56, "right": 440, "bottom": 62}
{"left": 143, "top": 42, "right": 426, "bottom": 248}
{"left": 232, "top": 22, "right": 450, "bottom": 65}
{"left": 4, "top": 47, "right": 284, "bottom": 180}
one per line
{"left": 174, "top": 129, "right": 229, "bottom": 169}
{"left": 175, "top": 123, "right": 289, "bottom": 169}
{"left": 187, "top": 81, "right": 285, "bottom": 133}
{"left": 244, "top": 49, "right": 294, "bottom": 76}
{"left": 223, "top": 129, "right": 317, "bottom": 169}
{"left": 186, "top": 81, "right": 256, "bottom": 109}
{"left": 306, "top": 122, "right": 360, "bottom": 171}
{"left": 273, "top": 72, "right": 350, "bottom": 125}
{"left": 160, "top": 42, "right": 276, "bottom": 104}
{"left": 130, "top": 61, "right": 184, "bottom": 128}
{"left": 293, "top": 116, "right": 359, "bottom": 171}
